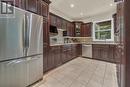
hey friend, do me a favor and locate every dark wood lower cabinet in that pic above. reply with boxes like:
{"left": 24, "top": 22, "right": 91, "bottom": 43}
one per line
{"left": 76, "top": 44, "right": 82, "bottom": 56}
{"left": 93, "top": 46, "right": 101, "bottom": 59}
{"left": 92, "top": 44, "right": 116, "bottom": 63}
{"left": 54, "top": 46, "right": 62, "bottom": 67}
{"left": 61, "top": 45, "right": 72, "bottom": 63}
{"left": 47, "top": 47, "right": 55, "bottom": 71}
{"left": 43, "top": 44, "right": 81, "bottom": 73}
{"left": 43, "top": 44, "right": 49, "bottom": 72}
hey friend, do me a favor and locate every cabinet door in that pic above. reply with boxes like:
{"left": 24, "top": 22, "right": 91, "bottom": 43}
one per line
{"left": 67, "top": 47, "right": 72, "bottom": 61}
{"left": 1, "top": 0, "right": 25, "bottom": 9}
{"left": 113, "top": 14, "right": 117, "bottom": 33}
{"left": 100, "top": 46, "right": 109, "bottom": 61}
{"left": 47, "top": 47, "right": 55, "bottom": 70}
{"left": 62, "top": 50, "right": 67, "bottom": 63}
{"left": 62, "top": 20, "right": 67, "bottom": 29}
{"left": 77, "top": 44, "right": 82, "bottom": 56}
{"left": 71, "top": 23, "right": 75, "bottom": 36}
{"left": 25, "top": 0, "right": 38, "bottom": 13}
{"left": 41, "top": 1, "right": 49, "bottom": 17}
{"left": 81, "top": 23, "right": 92, "bottom": 37}
{"left": 61, "top": 46, "right": 67, "bottom": 63}
{"left": 43, "top": 19, "right": 49, "bottom": 44}
{"left": 109, "top": 45, "right": 116, "bottom": 63}
{"left": 53, "top": 46, "right": 62, "bottom": 67}
{"left": 56, "top": 17, "right": 62, "bottom": 29}
{"left": 72, "top": 45, "right": 76, "bottom": 58}
{"left": 15, "top": 0, "right": 25, "bottom": 9}
{"left": 50, "top": 15, "right": 57, "bottom": 26}
{"left": 80, "top": 24, "right": 85, "bottom": 37}
{"left": 43, "top": 45, "right": 49, "bottom": 72}
{"left": 92, "top": 45, "right": 101, "bottom": 59}
{"left": 67, "top": 22, "right": 75, "bottom": 36}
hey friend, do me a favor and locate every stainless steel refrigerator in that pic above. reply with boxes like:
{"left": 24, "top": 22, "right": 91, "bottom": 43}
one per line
{"left": 0, "top": 4, "right": 43, "bottom": 87}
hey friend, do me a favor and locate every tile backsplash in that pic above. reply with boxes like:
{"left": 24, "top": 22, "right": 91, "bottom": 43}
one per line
{"left": 50, "top": 37, "right": 93, "bottom": 45}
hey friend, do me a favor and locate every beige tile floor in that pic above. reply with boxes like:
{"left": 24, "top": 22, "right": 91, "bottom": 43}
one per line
{"left": 32, "top": 57, "right": 118, "bottom": 87}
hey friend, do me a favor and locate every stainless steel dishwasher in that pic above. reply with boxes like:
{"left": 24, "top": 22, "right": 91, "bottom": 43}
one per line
{"left": 82, "top": 45, "right": 92, "bottom": 58}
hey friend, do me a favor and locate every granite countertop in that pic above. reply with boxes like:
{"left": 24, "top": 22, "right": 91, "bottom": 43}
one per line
{"left": 50, "top": 42, "right": 119, "bottom": 46}
{"left": 50, "top": 43, "right": 81, "bottom": 46}
{"left": 84, "top": 42, "right": 119, "bottom": 45}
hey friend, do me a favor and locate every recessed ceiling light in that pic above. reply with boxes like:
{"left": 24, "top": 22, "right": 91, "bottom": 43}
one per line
{"left": 80, "top": 12, "right": 83, "bottom": 16}
{"left": 110, "top": 4, "right": 113, "bottom": 6}
{"left": 70, "top": 4, "right": 74, "bottom": 8}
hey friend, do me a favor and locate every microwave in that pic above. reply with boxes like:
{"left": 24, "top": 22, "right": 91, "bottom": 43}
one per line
{"left": 63, "top": 31, "right": 67, "bottom": 36}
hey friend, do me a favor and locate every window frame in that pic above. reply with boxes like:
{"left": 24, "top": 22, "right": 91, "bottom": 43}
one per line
{"left": 92, "top": 19, "right": 114, "bottom": 41}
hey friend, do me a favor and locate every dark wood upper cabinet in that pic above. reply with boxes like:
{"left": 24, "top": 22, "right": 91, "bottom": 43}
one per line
{"left": 40, "top": 1, "right": 49, "bottom": 17}
{"left": 1, "top": 0, "right": 25, "bottom": 9}
{"left": 49, "top": 13, "right": 75, "bottom": 36}
{"left": 67, "top": 22, "right": 75, "bottom": 36}
{"left": 73, "top": 22, "right": 83, "bottom": 37}
{"left": 15, "top": 0, "right": 25, "bottom": 9}
{"left": 50, "top": 15, "right": 57, "bottom": 26}
{"left": 62, "top": 20, "right": 67, "bottom": 29}
{"left": 25, "top": 0, "right": 38, "bottom": 13}
{"left": 56, "top": 17, "right": 62, "bottom": 29}
{"left": 73, "top": 21, "right": 92, "bottom": 37}
{"left": 81, "top": 22, "right": 92, "bottom": 37}
{"left": 43, "top": 20, "right": 49, "bottom": 44}
{"left": 113, "top": 13, "right": 117, "bottom": 33}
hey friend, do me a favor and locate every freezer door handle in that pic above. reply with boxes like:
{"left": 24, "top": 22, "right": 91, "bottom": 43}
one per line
{"left": 7, "top": 59, "right": 27, "bottom": 65}
{"left": 26, "top": 57, "right": 39, "bottom": 61}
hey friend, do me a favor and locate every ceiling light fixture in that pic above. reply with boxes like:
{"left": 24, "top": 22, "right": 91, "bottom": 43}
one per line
{"left": 80, "top": 12, "right": 83, "bottom": 16}
{"left": 70, "top": 4, "right": 74, "bottom": 8}
{"left": 110, "top": 4, "right": 113, "bottom": 6}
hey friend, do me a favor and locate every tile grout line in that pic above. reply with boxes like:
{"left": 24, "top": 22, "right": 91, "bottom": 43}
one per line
{"left": 101, "top": 63, "right": 107, "bottom": 87}
{"left": 49, "top": 58, "right": 90, "bottom": 87}
{"left": 68, "top": 59, "right": 93, "bottom": 87}
{"left": 84, "top": 61, "right": 100, "bottom": 87}
{"left": 33, "top": 58, "right": 118, "bottom": 87}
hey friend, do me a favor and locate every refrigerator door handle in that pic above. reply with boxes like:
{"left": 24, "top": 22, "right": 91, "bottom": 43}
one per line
{"left": 24, "top": 13, "right": 30, "bottom": 56}
{"left": 22, "top": 14, "right": 26, "bottom": 55}
{"left": 23, "top": 13, "right": 28, "bottom": 56}
{"left": 26, "top": 14, "right": 30, "bottom": 48}
{"left": 24, "top": 13, "right": 29, "bottom": 48}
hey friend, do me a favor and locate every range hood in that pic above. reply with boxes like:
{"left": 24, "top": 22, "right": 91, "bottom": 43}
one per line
{"left": 50, "top": 25, "right": 58, "bottom": 37}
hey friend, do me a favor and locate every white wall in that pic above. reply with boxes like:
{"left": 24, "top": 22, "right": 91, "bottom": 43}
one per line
{"left": 50, "top": 6, "right": 73, "bottom": 22}
{"left": 80, "top": 9, "right": 116, "bottom": 23}
{"left": 50, "top": 6, "right": 116, "bottom": 23}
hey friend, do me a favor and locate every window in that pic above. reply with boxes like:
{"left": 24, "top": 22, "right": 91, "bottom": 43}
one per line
{"left": 93, "top": 19, "right": 114, "bottom": 41}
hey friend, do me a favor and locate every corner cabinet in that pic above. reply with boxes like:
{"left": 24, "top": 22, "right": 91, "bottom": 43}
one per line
{"left": 73, "top": 22, "right": 92, "bottom": 37}
{"left": 73, "top": 22, "right": 83, "bottom": 37}
{"left": 92, "top": 44, "right": 116, "bottom": 63}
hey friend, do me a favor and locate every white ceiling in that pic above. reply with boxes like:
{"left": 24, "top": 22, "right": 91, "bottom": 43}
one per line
{"left": 50, "top": 0, "right": 116, "bottom": 21}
